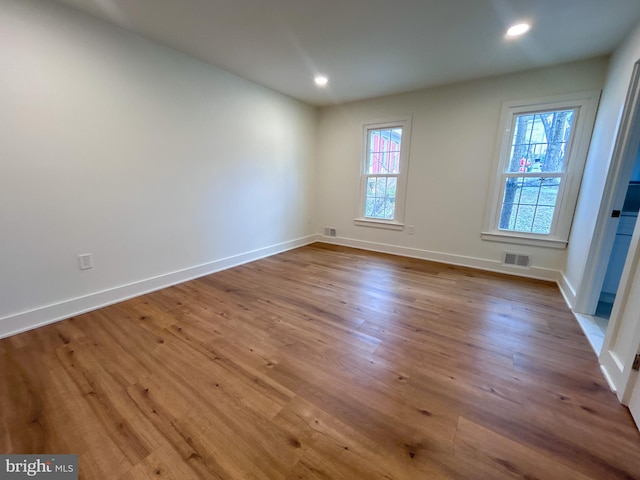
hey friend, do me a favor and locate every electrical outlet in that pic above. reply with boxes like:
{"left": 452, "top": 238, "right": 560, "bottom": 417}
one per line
{"left": 78, "top": 254, "right": 93, "bottom": 270}
{"left": 408, "top": 225, "right": 415, "bottom": 235}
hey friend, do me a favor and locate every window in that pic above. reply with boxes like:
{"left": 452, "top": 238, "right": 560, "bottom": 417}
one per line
{"left": 356, "top": 119, "right": 411, "bottom": 229}
{"left": 499, "top": 109, "right": 574, "bottom": 234}
{"left": 483, "top": 93, "right": 599, "bottom": 248}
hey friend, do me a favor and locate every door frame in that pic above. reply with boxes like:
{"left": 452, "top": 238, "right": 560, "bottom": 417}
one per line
{"left": 576, "top": 60, "right": 640, "bottom": 401}
{"left": 574, "top": 61, "right": 640, "bottom": 316}
{"left": 600, "top": 210, "right": 640, "bottom": 404}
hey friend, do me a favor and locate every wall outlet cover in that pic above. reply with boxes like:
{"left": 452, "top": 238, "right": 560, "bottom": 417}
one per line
{"left": 78, "top": 254, "right": 94, "bottom": 270}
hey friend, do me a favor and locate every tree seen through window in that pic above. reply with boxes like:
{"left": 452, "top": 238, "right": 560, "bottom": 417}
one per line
{"left": 499, "top": 109, "right": 575, "bottom": 234}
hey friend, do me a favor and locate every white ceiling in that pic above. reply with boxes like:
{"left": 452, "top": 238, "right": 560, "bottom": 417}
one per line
{"left": 54, "top": 0, "right": 640, "bottom": 106}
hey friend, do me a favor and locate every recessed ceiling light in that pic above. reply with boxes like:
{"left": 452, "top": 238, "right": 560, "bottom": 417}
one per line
{"left": 314, "top": 75, "right": 328, "bottom": 87}
{"left": 506, "top": 23, "right": 531, "bottom": 37}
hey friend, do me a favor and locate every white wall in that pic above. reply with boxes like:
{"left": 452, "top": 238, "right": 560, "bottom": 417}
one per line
{"left": 315, "top": 59, "right": 608, "bottom": 279}
{"left": 564, "top": 22, "right": 640, "bottom": 304}
{"left": 0, "top": 0, "right": 317, "bottom": 336}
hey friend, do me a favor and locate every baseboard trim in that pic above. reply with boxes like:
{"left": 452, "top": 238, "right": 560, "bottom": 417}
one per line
{"left": 0, "top": 235, "right": 317, "bottom": 339}
{"left": 557, "top": 272, "right": 577, "bottom": 310}
{"left": 318, "top": 236, "right": 560, "bottom": 282}
{"left": 600, "top": 364, "right": 618, "bottom": 394}
{"left": 572, "top": 312, "right": 605, "bottom": 356}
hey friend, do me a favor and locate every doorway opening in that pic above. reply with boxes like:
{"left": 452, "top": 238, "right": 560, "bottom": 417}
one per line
{"left": 597, "top": 149, "right": 640, "bottom": 322}
{"left": 573, "top": 60, "right": 640, "bottom": 355}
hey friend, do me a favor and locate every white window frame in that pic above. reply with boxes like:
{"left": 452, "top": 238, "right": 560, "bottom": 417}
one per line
{"left": 355, "top": 117, "right": 412, "bottom": 230}
{"left": 482, "top": 92, "right": 600, "bottom": 249}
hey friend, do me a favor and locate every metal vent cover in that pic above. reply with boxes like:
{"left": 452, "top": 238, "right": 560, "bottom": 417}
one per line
{"left": 504, "top": 252, "right": 531, "bottom": 268}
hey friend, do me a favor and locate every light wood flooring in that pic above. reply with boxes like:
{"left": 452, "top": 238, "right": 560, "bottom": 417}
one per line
{"left": 1, "top": 243, "right": 639, "bottom": 479}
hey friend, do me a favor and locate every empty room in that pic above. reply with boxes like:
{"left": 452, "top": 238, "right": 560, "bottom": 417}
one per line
{"left": 2, "top": 0, "right": 640, "bottom": 478}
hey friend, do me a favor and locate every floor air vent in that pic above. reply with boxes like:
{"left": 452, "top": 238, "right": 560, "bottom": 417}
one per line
{"left": 504, "top": 253, "right": 531, "bottom": 268}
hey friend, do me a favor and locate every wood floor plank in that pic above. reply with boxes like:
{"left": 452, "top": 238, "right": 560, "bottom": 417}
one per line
{"left": 1, "top": 243, "right": 639, "bottom": 479}
{"left": 453, "top": 416, "right": 594, "bottom": 480}
{"left": 118, "top": 444, "right": 205, "bottom": 480}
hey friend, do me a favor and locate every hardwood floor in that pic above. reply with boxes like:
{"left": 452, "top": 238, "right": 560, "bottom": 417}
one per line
{"left": 1, "top": 243, "right": 639, "bottom": 479}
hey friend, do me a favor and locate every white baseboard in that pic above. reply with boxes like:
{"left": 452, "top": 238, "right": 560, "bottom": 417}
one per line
{"left": 572, "top": 312, "right": 605, "bottom": 355}
{"left": 0, "top": 235, "right": 317, "bottom": 339}
{"left": 318, "top": 235, "right": 560, "bottom": 282}
{"left": 1, "top": 234, "right": 565, "bottom": 340}
{"left": 600, "top": 364, "right": 618, "bottom": 394}
{"left": 557, "top": 272, "right": 577, "bottom": 310}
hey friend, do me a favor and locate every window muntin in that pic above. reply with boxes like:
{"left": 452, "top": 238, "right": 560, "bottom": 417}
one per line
{"left": 367, "top": 128, "right": 401, "bottom": 174}
{"left": 500, "top": 177, "right": 561, "bottom": 234}
{"left": 506, "top": 110, "right": 574, "bottom": 174}
{"left": 499, "top": 109, "right": 576, "bottom": 235}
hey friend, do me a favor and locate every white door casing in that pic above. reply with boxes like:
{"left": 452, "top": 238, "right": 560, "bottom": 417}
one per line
{"left": 574, "top": 61, "right": 640, "bottom": 316}
{"left": 599, "top": 207, "right": 640, "bottom": 421}
{"left": 629, "top": 370, "right": 640, "bottom": 429}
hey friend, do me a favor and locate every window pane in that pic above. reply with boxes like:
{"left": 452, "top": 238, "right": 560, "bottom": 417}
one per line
{"left": 364, "top": 175, "right": 397, "bottom": 220}
{"left": 367, "top": 127, "right": 402, "bottom": 174}
{"left": 387, "top": 177, "right": 397, "bottom": 197}
{"left": 532, "top": 207, "right": 555, "bottom": 234}
{"left": 514, "top": 205, "right": 535, "bottom": 232}
{"left": 366, "top": 197, "right": 393, "bottom": 219}
{"left": 384, "top": 199, "right": 396, "bottom": 219}
{"left": 365, "top": 198, "right": 376, "bottom": 217}
{"left": 366, "top": 177, "right": 376, "bottom": 195}
{"left": 506, "top": 110, "right": 575, "bottom": 174}
{"left": 499, "top": 177, "right": 561, "bottom": 234}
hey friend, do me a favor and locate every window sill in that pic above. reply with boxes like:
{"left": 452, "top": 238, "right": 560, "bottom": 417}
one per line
{"left": 481, "top": 231, "right": 567, "bottom": 249}
{"left": 354, "top": 218, "right": 405, "bottom": 231}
